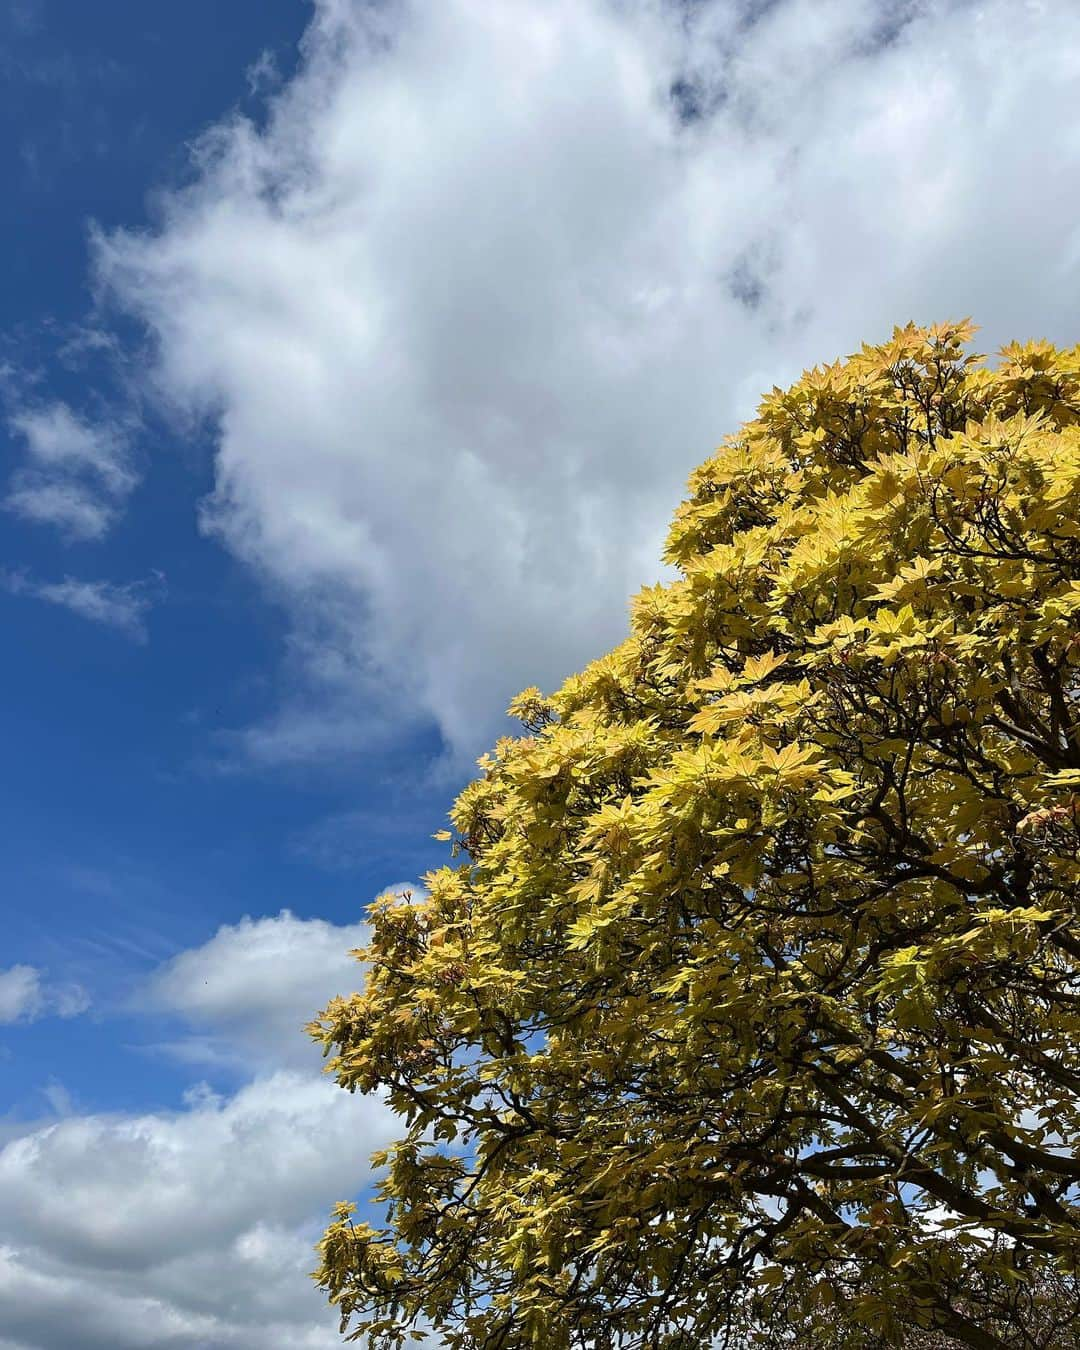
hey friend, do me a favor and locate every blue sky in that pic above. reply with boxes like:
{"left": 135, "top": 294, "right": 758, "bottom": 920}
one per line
{"left": 1, "top": 0, "right": 446, "bottom": 1115}
{"left": 4, "top": 0, "right": 1080, "bottom": 1345}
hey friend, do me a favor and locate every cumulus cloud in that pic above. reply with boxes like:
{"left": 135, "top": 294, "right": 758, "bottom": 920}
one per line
{"left": 0, "top": 569, "right": 164, "bottom": 640}
{"left": 140, "top": 906, "right": 376, "bottom": 1071}
{"left": 3, "top": 402, "right": 135, "bottom": 541}
{"left": 0, "top": 1073, "right": 387, "bottom": 1272}
{"left": 0, "top": 1077, "right": 396, "bottom": 1348}
{"left": 0, "top": 965, "right": 89, "bottom": 1026}
{"left": 92, "top": 0, "right": 1080, "bottom": 770}
{"left": 0, "top": 906, "right": 407, "bottom": 1349}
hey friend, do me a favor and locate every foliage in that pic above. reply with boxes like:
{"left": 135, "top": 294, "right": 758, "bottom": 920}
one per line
{"left": 778, "top": 1241, "right": 1079, "bottom": 1349}
{"left": 309, "top": 323, "right": 1080, "bottom": 1349}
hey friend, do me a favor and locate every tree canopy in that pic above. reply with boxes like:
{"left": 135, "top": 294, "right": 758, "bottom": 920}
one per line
{"left": 309, "top": 322, "right": 1080, "bottom": 1349}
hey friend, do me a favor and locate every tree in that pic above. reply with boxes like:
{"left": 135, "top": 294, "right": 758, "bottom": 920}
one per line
{"left": 308, "top": 322, "right": 1080, "bottom": 1349}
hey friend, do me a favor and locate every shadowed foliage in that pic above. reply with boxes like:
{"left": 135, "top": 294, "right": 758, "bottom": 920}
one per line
{"left": 310, "top": 323, "right": 1080, "bottom": 1349}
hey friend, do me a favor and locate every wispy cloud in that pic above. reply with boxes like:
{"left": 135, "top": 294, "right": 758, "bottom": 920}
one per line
{"left": 8, "top": 404, "right": 131, "bottom": 488}
{"left": 0, "top": 964, "right": 89, "bottom": 1026}
{"left": 39, "top": 1080, "right": 77, "bottom": 1118}
{"left": 4, "top": 401, "right": 136, "bottom": 541}
{"left": 291, "top": 802, "right": 439, "bottom": 873}
{"left": 245, "top": 48, "right": 281, "bottom": 97}
{"left": 1, "top": 568, "right": 164, "bottom": 641}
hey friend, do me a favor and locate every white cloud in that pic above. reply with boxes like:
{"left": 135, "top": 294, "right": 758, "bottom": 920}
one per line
{"left": 246, "top": 47, "right": 281, "bottom": 97}
{"left": 93, "top": 0, "right": 1080, "bottom": 771}
{"left": 3, "top": 481, "right": 114, "bottom": 541}
{"left": 0, "top": 969, "right": 40, "bottom": 1026}
{"left": 0, "top": 569, "right": 163, "bottom": 641}
{"left": 8, "top": 405, "right": 131, "bottom": 488}
{"left": 0, "top": 966, "right": 89, "bottom": 1026}
{"left": 4, "top": 402, "right": 135, "bottom": 541}
{"left": 0, "top": 907, "right": 407, "bottom": 1349}
{"left": 0, "top": 1072, "right": 386, "bottom": 1272}
{"left": 140, "top": 906, "right": 376, "bottom": 1071}
{"left": 38, "top": 1082, "right": 75, "bottom": 1119}
{"left": 0, "top": 1080, "right": 395, "bottom": 1347}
